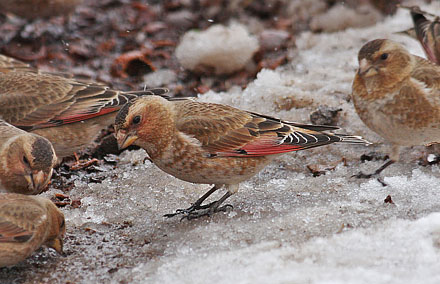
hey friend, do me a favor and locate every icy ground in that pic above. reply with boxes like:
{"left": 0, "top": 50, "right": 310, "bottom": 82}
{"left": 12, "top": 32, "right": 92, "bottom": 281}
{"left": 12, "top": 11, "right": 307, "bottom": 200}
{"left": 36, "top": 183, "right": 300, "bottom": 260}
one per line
{"left": 2, "top": 2, "right": 440, "bottom": 284}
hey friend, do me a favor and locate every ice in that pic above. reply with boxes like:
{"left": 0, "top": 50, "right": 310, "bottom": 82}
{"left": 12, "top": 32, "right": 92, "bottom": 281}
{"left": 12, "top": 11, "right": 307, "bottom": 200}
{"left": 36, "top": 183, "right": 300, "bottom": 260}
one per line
{"left": 127, "top": 212, "right": 440, "bottom": 284}
{"left": 2, "top": 2, "right": 440, "bottom": 283}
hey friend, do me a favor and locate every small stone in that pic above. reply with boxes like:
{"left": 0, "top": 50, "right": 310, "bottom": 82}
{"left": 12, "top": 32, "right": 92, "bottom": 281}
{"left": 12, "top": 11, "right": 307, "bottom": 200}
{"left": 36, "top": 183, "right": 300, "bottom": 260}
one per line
{"left": 310, "top": 105, "right": 342, "bottom": 126}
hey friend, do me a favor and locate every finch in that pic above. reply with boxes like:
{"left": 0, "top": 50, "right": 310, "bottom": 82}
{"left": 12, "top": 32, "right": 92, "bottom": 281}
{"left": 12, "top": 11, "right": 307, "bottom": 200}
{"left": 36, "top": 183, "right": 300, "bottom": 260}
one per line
{"left": 352, "top": 39, "right": 440, "bottom": 177}
{"left": 0, "top": 0, "right": 83, "bottom": 19}
{"left": 0, "top": 193, "right": 65, "bottom": 267}
{"left": 0, "top": 55, "right": 169, "bottom": 160}
{"left": 114, "top": 95, "right": 369, "bottom": 219}
{"left": 0, "top": 119, "right": 56, "bottom": 195}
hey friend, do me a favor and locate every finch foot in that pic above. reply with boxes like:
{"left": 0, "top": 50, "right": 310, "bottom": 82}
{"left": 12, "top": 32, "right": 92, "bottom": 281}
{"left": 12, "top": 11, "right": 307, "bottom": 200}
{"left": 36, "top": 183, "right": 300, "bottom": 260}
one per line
{"left": 180, "top": 203, "right": 233, "bottom": 221}
{"left": 352, "top": 160, "right": 395, "bottom": 186}
{"left": 164, "top": 190, "right": 233, "bottom": 220}
{"left": 69, "top": 153, "right": 99, "bottom": 171}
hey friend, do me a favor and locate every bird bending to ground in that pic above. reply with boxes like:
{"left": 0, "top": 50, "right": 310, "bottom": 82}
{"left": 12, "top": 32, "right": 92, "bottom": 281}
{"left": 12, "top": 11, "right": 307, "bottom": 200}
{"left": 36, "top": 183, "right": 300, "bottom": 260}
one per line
{"left": 0, "top": 119, "right": 56, "bottom": 195}
{"left": 0, "top": 54, "right": 169, "bottom": 160}
{"left": 0, "top": 193, "right": 65, "bottom": 267}
{"left": 352, "top": 38, "right": 440, "bottom": 178}
{"left": 115, "top": 95, "right": 369, "bottom": 220}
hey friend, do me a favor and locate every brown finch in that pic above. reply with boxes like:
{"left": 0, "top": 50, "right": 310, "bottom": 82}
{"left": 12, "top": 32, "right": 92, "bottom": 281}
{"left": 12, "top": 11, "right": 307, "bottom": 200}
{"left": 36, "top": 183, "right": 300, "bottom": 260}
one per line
{"left": 115, "top": 95, "right": 369, "bottom": 219}
{"left": 352, "top": 39, "right": 440, "bottom": 177}
{"left": 0, "top": 193, "right": 65, "bottom": 267}
{"left": 0, "top": 55, "right": 168, "bottom": 160}
{"left": 0, "top": 119, "right": 56, "bottom": 195}
{"left": 0, "top": 0, "right": 83, "bottom": 19}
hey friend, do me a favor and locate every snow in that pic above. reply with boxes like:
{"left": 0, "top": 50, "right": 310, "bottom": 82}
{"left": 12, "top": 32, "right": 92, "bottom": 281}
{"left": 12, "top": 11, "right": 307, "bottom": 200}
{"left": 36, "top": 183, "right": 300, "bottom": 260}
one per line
{"left": 2, "top": 2, "right": 440, "bottom": 283}
{"left": 310, "top": 3, "right": 383, "bottom": 33}
{"left": 142, "top": 69, "right": 177, "bottom": 88}
{"left": 175, "top": 23, "right": 259, "bottom": 74}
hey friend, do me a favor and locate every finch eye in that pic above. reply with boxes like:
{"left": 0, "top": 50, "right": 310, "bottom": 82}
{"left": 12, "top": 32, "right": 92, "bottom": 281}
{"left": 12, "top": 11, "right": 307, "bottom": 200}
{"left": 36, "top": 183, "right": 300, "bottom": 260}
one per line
{"left": 380, "top": 53, "right": 388, "bottom": 60}
{"left": 23, "top": 156, "right": 30, "bottom": 166}
{"left": 132, "top": 115, "right": 141, "bottom": 125}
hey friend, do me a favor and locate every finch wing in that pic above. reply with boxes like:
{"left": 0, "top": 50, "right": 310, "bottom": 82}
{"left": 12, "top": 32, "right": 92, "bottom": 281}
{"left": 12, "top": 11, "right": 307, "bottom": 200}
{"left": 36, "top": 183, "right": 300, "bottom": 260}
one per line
{"left": 0, "top": 196, "right": 46, "bottom": 243}
{"left": 411, "top": 56, "right": 440, "bottom": 90}
{"left": 175, "top": 100, "right": 355, "bottom": 157}
{"left": 0, "top": 54, "right": 34, "bottom": 73}
{"left": 0, "top": 220, "right": 34, "bottom": 243}
{"left": 410, "top": 9, "right": 440, "bottom": 64}
{"left": 0, "top": 71, "right": 168, "bottom": 130}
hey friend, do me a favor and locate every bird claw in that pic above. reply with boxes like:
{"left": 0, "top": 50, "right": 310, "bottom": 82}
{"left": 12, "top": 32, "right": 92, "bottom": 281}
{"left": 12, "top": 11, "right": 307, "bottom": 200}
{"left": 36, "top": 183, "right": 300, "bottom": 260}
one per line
{"left": 352, "top": 172, "right": 388, "bottom": 187}
{"left": 179, "top": 204, "right": 233, "bottom": 221}
{"left": 164, "top": 203, "right": 233, "bottom": 220}
{"left": 163, "top": 203, "right": 200, "bottom": 218}
{"left": 352, "top": 172, "right": 374, "bottom": 179}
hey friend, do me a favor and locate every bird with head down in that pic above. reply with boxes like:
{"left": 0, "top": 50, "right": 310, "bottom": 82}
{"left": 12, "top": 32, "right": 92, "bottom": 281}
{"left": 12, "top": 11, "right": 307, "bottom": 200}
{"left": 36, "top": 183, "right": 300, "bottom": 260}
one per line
{"left": 0, "top": 193, "right": 65, "bottom": 267}
{"left": 0, "top": 119, "right": 56, "bottom": 195}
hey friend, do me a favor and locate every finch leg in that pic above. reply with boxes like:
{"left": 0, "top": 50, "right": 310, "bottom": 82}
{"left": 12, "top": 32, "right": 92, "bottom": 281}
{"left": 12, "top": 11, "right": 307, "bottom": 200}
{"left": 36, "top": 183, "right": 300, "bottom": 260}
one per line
{"left": 182, "top": 191, "right": 233, "bottom": 221}
{"left": 164, "top": 186, "right": 233, "bottom": 219}
{"left": 353, "top": 159, "right": 395, "bottom": 186}
{"left": 69, "top": 152, "right": 99, "bottom": 171}
{"left": 164, "top": 185, "right": 219, "bottom": 218}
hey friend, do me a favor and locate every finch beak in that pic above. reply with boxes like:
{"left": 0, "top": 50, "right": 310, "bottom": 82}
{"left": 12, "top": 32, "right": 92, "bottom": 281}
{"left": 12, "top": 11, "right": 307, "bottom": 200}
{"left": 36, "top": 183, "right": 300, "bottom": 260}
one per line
{"left": 32, "top": 170, "right": 49, "bottom": 193}
{"left": 25, "top": 170, "right": 50, "bottom": 193}
{"left": 24, "top": 174, "right": 33, "bottom": 188}
{"left": 358, "top": 59, "right": 377, "bottom": 77}
{"left": 48, "top": 237, "right": 64, "bottom": 255}
{"left": 116, "top": 131, "right": 138, "bottom": 150}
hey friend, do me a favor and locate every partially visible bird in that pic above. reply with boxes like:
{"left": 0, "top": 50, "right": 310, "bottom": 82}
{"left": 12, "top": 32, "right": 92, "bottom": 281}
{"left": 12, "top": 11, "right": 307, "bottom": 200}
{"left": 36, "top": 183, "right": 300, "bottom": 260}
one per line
{"left": 0, "top": 54, "right": 169, "bottom": 160}
{"left": 0, "top": 119, "right": 56, "bottom": 195}
{"left": 352, "top": 39, "right": 440, "bottom": 178}
{"left": 115, "top": 95, "right": 369, "bottom": 219}
{"left": 0, "top": 55, "right": 32, "bottom": 71}
{"left": 0, "top": 0, "right": 83, "bottom": 20}
{"left": 0, "top": 193, "right": 65, "bottom": 267}
{"left": 398, "top": 5, "right": 440, "bottom": 64}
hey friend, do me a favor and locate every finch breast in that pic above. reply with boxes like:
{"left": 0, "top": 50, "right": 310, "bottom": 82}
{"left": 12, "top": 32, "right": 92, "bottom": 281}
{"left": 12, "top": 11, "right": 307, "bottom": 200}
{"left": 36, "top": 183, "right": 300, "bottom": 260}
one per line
{"left": 153, "top": 134, "right": 272, "bottom": 185}
{"left": 354, "top": 80, "right": 440, "bottom": 146}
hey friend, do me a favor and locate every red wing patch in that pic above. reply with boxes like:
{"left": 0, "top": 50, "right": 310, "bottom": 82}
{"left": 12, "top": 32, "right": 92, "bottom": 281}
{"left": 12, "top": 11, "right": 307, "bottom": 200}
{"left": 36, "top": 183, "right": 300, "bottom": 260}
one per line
{"left": 30, "top": 107, "right": 119, "bottom": 129}
{"left": 216, "top": 135, "right": 304, "bottom": 157}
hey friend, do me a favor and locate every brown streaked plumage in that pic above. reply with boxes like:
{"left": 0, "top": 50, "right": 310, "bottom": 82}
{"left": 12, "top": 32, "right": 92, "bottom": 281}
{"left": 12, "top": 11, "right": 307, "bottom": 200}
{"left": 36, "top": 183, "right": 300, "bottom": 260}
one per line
{"left": 0, "top": 120, "right": 56, "bottom": 195}
{"left": 115, "top": 95, "right": 369, "bottom": 219}
{"left": 0, "top": 193, "right": 65, "bottom": 267}
{"left": 0, "top": 55, "right": 32, "bottom": 71}
{"left": 0, "top": 0, "right": 83, "bottom": 19}
{"left": 399, "top": 5, "right": 440, "bottom": 64}
{"left": 0, "top": 54, "right": 169, "bottom": 159}
{"left": 352, "top": 39, "right": 440, "bottom": 177}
